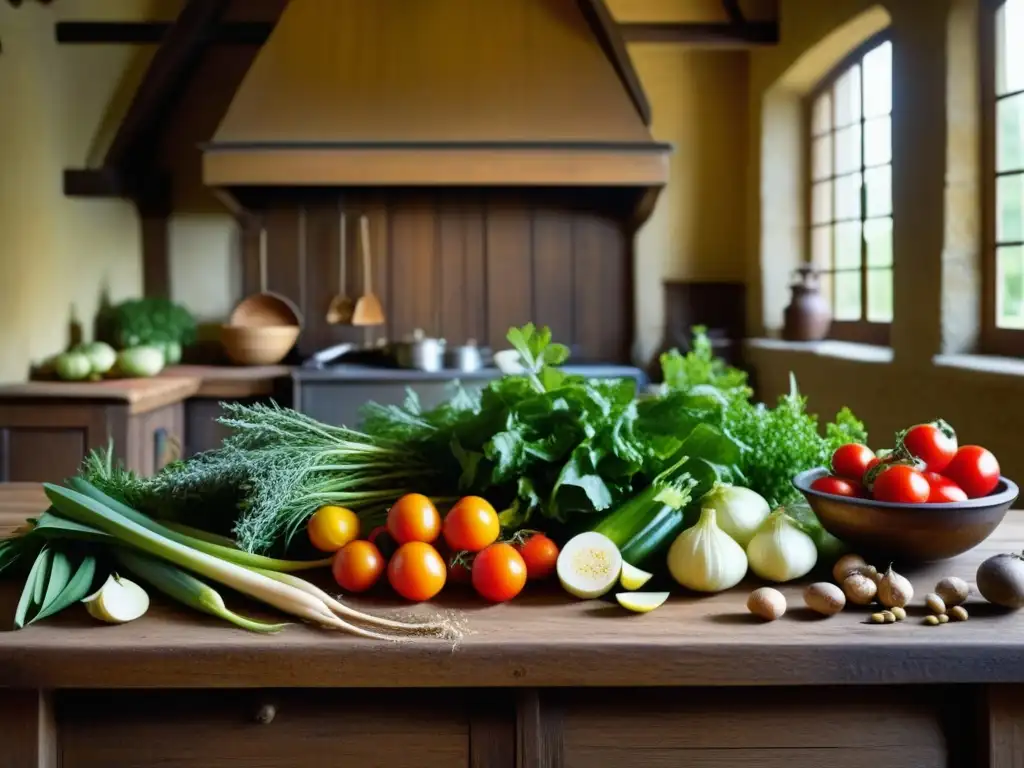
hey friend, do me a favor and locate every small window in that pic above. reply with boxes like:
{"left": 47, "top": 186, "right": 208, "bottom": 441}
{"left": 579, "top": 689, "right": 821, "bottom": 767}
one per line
{"left": 988, "top": 0, "right": 1024, "bottom": 348}
{"left": 807, "top": 37, "right": 893, "bottom": 345}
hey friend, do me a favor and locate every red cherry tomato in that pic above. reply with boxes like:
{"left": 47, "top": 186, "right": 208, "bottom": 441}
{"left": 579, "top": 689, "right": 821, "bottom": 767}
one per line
{"left": 942, "top": 445, "right": 1000, "bottom": 498}
{"left": 515, "top": 534, "right": 560, "bottom": 580}
{"left": 830, "top": 443, "right": 879, "bottom": 482}
{"left": 810, "top": 475, "right": 864, "bottom": 498}
{"left": 902, "top": 423, "right": 958, "bottom": 473}
{"left": 922, "top": 471, "right": 968, "bottom": 504}
{"left": 332, "top": 540, "right": 385, "bottom": 593}
{"left": 471, "top": 543, "right": 527, "bottom": 603}
{"left": 872, "top": 465, "right": 930, "bottom": 504}
{"left": 387, "top": 494, "right": 441, "bottom": 544}
{"left": 442, "top": 496, "right": 501, "bottom": 553}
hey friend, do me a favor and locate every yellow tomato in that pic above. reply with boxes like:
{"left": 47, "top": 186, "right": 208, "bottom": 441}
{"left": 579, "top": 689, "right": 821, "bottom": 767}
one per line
{"left": 307, "top": 505, "right": 361, "bottom": 552}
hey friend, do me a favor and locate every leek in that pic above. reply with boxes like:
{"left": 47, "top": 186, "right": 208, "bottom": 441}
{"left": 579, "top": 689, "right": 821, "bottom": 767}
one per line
{"left": 67, "top": 478, "right": 331, "bottom": 572}
{"left": 43, "top": 483, "right": 449, "bottom": 640}
{"left": 115, "top": 550, "right": 289, "bottom": 634}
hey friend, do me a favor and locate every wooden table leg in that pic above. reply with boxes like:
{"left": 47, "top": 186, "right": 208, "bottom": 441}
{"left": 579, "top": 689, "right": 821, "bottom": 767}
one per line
{"left": 0, "top": 689, "right": 56, "bottom": 768}
{"left": 986, "top": 685, "right": 1024, "bottom": 768}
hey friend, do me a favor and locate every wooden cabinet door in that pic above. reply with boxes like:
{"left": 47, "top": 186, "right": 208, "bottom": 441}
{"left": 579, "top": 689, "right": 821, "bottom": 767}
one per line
{"left": 530, "top": 689, "right": 947, "bottom": 768}
{"left": 57, "top": 689, "right": 512, "bottom": 768}
{"left": 0, "top": 403, "right": 111, "bottom": 482}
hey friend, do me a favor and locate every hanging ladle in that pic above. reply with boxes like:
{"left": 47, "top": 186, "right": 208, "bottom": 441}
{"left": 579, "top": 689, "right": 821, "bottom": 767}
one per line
{"left": 326, "top": 206, "right": 355, "bottom": 324}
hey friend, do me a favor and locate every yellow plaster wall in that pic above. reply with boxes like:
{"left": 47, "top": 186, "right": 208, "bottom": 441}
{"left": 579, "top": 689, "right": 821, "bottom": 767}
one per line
{"left": 0, "top": 1, "right": 164, "bottom": 383}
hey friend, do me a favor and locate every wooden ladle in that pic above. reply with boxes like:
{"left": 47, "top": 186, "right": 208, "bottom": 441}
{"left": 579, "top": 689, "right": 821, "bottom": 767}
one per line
{"left": 325, "top": 208, "right": 355, "bottom": 324}
{"left": 351, "top": 215, "right": 385, "bottom": 327}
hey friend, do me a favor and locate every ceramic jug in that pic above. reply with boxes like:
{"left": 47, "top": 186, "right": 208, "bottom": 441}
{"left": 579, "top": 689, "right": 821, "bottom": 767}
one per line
{"left": 782, "top": 265, "right": 832, "bottom": 341}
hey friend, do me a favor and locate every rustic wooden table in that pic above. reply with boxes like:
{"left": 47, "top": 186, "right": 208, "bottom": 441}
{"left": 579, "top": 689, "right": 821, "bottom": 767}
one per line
{"left": 1, "top": 483, "right": 1022, "bottom": 767}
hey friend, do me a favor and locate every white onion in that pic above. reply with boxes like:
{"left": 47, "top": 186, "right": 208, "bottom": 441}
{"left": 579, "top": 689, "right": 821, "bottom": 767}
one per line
{"left": 746, "top": 510, "right": 817, "bottom": 583}
{"left": 702, "top": 484, "right": 770, "bottom": 547}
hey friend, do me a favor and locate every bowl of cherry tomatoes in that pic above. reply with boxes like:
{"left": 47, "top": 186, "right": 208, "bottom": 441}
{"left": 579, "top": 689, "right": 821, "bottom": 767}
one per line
{"left": 793, "top": 420, "right": 1018, "bottom": 562}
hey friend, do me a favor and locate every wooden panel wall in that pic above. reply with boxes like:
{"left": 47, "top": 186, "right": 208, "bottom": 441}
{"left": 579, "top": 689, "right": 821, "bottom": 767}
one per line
{"left": 239, "top": 189, "right": 635, "bottom": 362}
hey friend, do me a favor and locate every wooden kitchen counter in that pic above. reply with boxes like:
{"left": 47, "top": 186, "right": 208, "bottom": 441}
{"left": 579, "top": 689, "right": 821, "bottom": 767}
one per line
{"left": 0, "top": 484, "right": 1019, "bottom": 767}
{"left": 162, "top": 364, "right": 292, "bottom": 399}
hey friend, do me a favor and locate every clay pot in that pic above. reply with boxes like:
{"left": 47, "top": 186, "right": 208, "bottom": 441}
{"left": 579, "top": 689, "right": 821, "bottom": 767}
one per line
{"left": 783, "top": 266, "right": 831, "bottom": 341}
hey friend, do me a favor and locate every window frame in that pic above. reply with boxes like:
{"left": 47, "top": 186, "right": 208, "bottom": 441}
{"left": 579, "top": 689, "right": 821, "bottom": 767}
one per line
{"left": 802, "top": 32, "right": 893, "bottom": 347}
{"left": 982, "top": 0, "right": 1024, "bottom": 355}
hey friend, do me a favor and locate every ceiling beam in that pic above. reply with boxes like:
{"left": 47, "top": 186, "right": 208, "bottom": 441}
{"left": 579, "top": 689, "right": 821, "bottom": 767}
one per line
{"left": 619, "top": 21, "right": 778, "bottom": 45}
{"left": 56, "top": 17, "right": 780, "bottom": 49}
{"left": 63, "top": 0, "right": 231, "bottom": 200}
{"left": 577, "top": 0, "right": 651, "bottom": 127}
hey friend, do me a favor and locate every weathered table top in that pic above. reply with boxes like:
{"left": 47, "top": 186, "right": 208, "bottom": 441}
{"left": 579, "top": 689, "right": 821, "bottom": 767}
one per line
{"left": 2, "top": 483, "right": 1023, "bottom": 690}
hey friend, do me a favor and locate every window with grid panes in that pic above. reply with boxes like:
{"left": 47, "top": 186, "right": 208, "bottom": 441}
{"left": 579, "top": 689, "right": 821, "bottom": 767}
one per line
{"left": 991, "top": 0, "right": 1024, "bottom": 336}
{"left": 808, "top": 38, "right": 893, "bottom": 344}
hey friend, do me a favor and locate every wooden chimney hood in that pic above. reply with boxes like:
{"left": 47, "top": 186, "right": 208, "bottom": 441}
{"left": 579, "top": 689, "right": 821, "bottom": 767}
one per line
{"left": 202, "top": 0, "right": 670, "bottom": 190}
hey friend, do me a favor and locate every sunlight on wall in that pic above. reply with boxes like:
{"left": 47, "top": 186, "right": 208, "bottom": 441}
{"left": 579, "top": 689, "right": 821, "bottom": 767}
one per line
{"left": 0, "top": 1, "right": 158, "bottom": 382}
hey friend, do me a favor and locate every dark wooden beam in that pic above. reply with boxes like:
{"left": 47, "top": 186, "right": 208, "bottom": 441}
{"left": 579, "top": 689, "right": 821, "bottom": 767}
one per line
{"left": 577, "top": 0, "right": 652, "bottom": 127}
{"left": 56, "top": 20, "right": 271, "bottom": 45}
{"left": 57, "top": 18, "right": 781, "bottom": 49}
{"left": 63, "top": 168, "right": 129, "bottom": 197}
{"left": 721, "top": 0, "right": 746, "bottom": 25}
{"left": 103, "top": 0, "right": 230, "bottom": 171}
{"left": 619, "top": 21, "right": 779, "bottom": 45}
{"left": 63, "top": 0, "right": 230, "bottom": 200}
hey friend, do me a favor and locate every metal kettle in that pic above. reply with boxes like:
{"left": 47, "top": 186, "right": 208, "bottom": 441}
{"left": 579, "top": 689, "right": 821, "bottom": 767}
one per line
{"left": 392, "top": 329, "right": 445, "bottom": 372}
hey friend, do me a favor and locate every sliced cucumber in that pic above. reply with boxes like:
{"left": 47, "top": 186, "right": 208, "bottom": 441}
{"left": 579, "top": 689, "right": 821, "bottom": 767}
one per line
{"left": 615, "top": 591, "right": 670, "bottom": 613}
{"left": 83, "top": 574, "right": 150, "bottom": 624}
{"left": 557, "top": 532, "right": 622, "bottom": 599}
{"left": 619, "top": 562, "right": 653, "bottom": 591}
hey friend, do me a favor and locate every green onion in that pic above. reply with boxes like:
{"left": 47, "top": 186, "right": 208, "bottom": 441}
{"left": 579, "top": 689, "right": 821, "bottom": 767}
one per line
{"left": 67, "top": 478, "right": 331, "bottom": 572}
{"left": 115, "top": 550, "right": 288, "bottom": 634}
{"left": 43, "top": 483, "right": 448, "bottom": 640}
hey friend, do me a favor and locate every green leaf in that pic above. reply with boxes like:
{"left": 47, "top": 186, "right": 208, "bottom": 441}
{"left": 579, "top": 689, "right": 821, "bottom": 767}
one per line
{"left": 29, "top": 554, "right": 98, "bottom": 625}
{"left": 542, "top": 343, "right": 570, "bottom": 367}
{"left": 14, "top": 546, "right": 51, "bottom": 629}
{"left": 40, "top": 549, "right": 71, "bottom": 613}
{"left": 548, "top": 443, "right": 614, "bottom": 520}
{"left": 450, "top": 436, "right": 485, "bottom": 491}
{"left": 485, "top": 431, "right": 529, "bottom": 484}
{"left": 31, "top": 546, "right": 52, "bottom": 606}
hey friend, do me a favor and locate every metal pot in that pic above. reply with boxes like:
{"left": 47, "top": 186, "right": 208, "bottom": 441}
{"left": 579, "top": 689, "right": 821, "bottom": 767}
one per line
{"left": 444, "top": 339, "right": 487, "bottom": 372}
{"left": 392, "top": 329, "right": 445, "bottom": 372}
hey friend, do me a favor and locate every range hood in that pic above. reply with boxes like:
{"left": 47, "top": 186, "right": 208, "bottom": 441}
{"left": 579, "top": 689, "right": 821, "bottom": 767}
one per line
{"left": 202, "top": 0, "right": 670, "bottom": 190}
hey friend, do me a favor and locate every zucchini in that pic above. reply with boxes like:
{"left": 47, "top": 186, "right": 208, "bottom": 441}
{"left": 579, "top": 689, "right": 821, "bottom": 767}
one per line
{"left": 592, "top": 483, "right": 692, "bottom": 568}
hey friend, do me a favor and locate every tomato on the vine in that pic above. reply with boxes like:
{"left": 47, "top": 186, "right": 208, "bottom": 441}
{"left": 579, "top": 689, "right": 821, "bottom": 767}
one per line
{"left": 830, "top": 443, "right": 878, "bottom": 482}
{"left": 942, "top": 445, "right": 1000, "bottom": 498}
{"left": 922, "top": 471, "right": 968, "bottom": 504}
{"left": 442, "top": 496, "right": 500, "bottom": 552}
{"left": 471, "top": 542, "right": 527, "bottom": 603}
{"left": 810, "top": 475, "right": 863, "bottom": 498}
{"left": 901, "top": 422, "right": 958, "bottom": 473}
{"left": 387, "top": 542, "right": 447, "bottom": 602}
{"left": 332, "top": 540, "right": 385, "bottom": 593}
{"left": 307, "top": 505, "right": 361, "bottom": 552}
{"left": 872, "top": 465, "right": 930, "bottom": 504}
{"left": 515, "top": 533, "right": 559, "bottom": 580}
{"left": 387, "top": 493, "right": 441, "bottom": 544}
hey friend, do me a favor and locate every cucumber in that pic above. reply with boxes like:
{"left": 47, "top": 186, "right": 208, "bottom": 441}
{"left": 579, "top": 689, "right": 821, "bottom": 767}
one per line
{"left": 592, "top": 484, "right": 691, "bottom": 568}
{"left": 618, "top": 504, "right": 687, "bottom": 568}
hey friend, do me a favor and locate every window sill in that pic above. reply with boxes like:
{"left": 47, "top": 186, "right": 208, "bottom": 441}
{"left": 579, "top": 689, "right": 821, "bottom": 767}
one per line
{"left": 745, "top": 338, "right": 894, "bottom": 364}
{"left": 932, "top": 353, "right": 1024, "bottom": 380}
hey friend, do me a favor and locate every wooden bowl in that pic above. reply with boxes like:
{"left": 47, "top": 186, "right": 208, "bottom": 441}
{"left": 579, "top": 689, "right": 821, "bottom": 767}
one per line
{"left": 229, "top": 292, "right": 303, "bottom": 328}
{"left": 793, "top": 467, "right": 1019, "bottom": 563}
{"left": 220, "top": 324, "right": 300, "bottom": 366}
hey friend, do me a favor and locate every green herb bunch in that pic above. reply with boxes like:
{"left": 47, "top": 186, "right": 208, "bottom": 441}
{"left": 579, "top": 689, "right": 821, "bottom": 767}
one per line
{"left": 659, "top": 329, "right": 868, "bottom": 507}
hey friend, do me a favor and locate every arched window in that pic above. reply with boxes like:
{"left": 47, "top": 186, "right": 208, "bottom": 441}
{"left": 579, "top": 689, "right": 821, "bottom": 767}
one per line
{"left": 807, "top": 37, "right": 893, "bottom": 345}
{"left": 985, "top": 0, "right": 1024, "bottom": 354}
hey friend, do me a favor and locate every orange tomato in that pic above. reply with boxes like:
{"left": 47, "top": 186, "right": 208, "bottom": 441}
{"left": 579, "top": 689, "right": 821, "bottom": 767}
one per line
{"left": 332, "top": 540, "right": 385, "bottom": 593}
{"left": 387, "top": 493, "right": 441, "bottom": 544}
{"left": 307, "top": 505, "right": 361, "bottom": 553}
{"left": 442, "top": 496, "right": 500, "bottom": 552}
{"left": 516, "top": 533, "right": 559, "bottom": 580}
{"left": 387, "top": 542, "right": 447, "bottom": 602}
{"left": 471, "top": 542, "right": 527, "bottom": 603}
